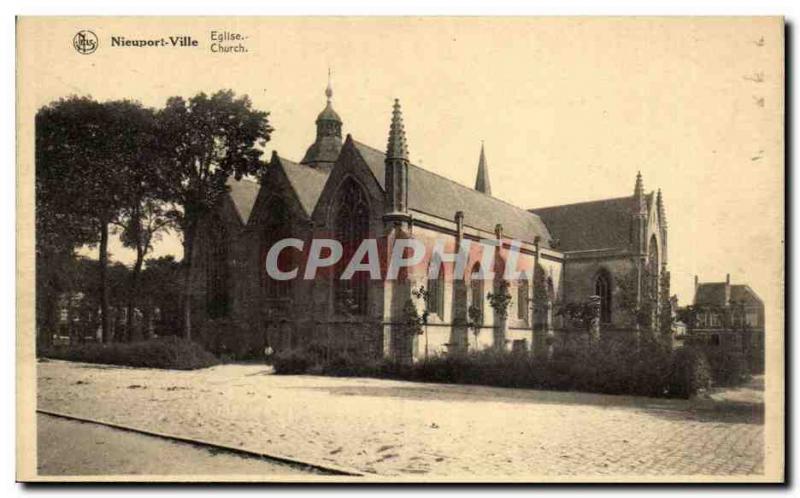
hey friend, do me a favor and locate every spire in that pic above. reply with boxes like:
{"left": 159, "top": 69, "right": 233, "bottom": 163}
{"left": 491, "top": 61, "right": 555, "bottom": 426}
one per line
{"left": 386, "top": 98, "right": 408, "bottom": 160}
{"left": 634, "top": 171, "right": 646, "bottom": 214}
{"left": 634, "top": 171, "right": 644, "bottom": 197}
{"left": 384, "top": 99, "right": 410, "bottom": 216}
{"left": 474, "top": 141, "right": 492, "bottom": 195}
{"left": 656, "top": 188, "right": 666, "bottom": 226}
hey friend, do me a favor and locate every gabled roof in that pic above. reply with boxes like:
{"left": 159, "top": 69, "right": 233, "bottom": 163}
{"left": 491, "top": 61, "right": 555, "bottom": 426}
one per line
{"left": 694, "top": 283, "right": 728, "bottom": 306}
{"left": 350, "top": 140, "right": 553, "bottom": 247}
{"left": 226, "top": 177, "right": 261, "bottom": 224}
{"left": 695, "top": 282, "right": 763, "bottom": 307}
{"left": 731, "top": 285, "right": 763, "bottom": 305}
{"left": 277, "top": 155, "right": 331, "bottom": 216}
{"left": 529, "top": 193, "right": 653, "bottom": 252}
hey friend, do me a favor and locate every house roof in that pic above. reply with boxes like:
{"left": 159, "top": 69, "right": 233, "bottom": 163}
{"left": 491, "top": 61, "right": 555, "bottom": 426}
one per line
{"left": 350, "top": 140, "right": 553, "bottom": 247}
{"left": 529, "top": 194, "right": 652, "bottom": 252}
{"left": 695, "top": 282, "right": 763, "bottom": 307}
{"left": 694, "top": 283, "right": 728, "bottom": 306}
{"left": 226, "top": 177, "right": 261, "bottom": 224}
{"left": 277, "top": 155, "right": 331, "bottom": 216}
{"left": 731, "top": 285, "right": 763, "bottom": 305}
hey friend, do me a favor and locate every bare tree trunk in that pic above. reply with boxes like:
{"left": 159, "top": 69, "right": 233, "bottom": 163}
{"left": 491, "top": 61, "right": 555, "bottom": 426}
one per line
{"left": 182, "top": 222, "right": 196, "bottom": 340}
{"left": 99, "top": 220, "right": 111, "bottom": 343}
{"left": 127, "top": 244, "right": 145, "bottom": 342}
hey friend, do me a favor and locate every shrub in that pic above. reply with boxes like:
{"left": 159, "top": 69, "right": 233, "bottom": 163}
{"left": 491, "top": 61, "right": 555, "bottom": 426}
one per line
{"left": 269, "top": 338, "right": 731, "bottom": 399}
{"left": 704, "top": 349, "right": 751, "bottom": 386}
{"left": 669, "top": 346, "right": 712, "bottom": 398}
{"left": 201, "top": 318, "right": 264, "bottom": 361}
{"left": 41, "top": 336, "right": 219, "bottom": 370}
{"left": 273, "top": 349, "right": 314, "bottom": 374}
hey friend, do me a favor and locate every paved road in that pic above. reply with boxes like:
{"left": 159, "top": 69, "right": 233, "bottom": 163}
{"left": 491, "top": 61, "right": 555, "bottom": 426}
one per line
{"left": 37, "top": 413, "right": 312, "bottom": 476}
{"left": 38, "top": 360, "right": 766, "bottom": 478}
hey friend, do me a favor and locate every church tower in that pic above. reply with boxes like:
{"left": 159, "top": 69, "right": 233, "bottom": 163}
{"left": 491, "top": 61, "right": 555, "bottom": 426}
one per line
{"left": 474, "top": 142, "right": 492, "bottom": 195}
{"left": 300, "top": 73, "right": 343, "bottom": 169}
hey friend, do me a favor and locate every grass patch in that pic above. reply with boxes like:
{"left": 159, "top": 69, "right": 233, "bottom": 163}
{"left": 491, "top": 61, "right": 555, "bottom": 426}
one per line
{"left": 41, "top": 336, "right": 220, "bottom": 370}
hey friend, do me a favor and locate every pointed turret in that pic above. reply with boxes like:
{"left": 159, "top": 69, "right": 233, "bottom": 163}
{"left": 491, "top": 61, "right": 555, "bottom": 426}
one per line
{"left": 657, "top": 188, "right": 668, "bottom": 267}
{"left": 386, "top": 99, "right": 409, "bottom": 160}
{"left": 632, "top": 171, "right": 648, "bottom": 255}
{"left": 384, "top": 99, "right": 410, "bottom": 216}
{"left": 474, "top": 142, "right": 492, "bottom": 195}
{"left": 301, "top": 72, "right": 343, "bottom": 169}
{"left": 634, "top": 170, "right": 646, "bottom": 214}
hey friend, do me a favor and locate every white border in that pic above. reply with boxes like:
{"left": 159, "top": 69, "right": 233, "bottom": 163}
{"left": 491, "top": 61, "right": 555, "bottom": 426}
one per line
{"left": 5, "top": 1, "right": 795, "bottom": 496}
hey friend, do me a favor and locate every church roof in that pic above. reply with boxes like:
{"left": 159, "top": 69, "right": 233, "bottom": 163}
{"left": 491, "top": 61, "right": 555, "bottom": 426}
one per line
{"left": 529, "top": 194, "right": 652, "bottom": 252}
{"left": 300, "top": 136, "right": 342, "bottom": 166}
{"left": 316, "top": 101, "right": 342, "bottom": 123}
{"left": 226, "top": 177, "right": 261, "bottom": 224}
{"left": 277, "top": 155, "right": 331, "bottom": 216}
{"left": 350, "top": 140, "right": 553, "bottom": 247}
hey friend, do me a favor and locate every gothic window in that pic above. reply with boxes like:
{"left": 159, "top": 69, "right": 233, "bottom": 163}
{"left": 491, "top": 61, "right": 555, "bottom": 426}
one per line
{"left": 595, "top": 270, "right": 612, "bottom": 324}
{"left": 517, "top": 277, "right": 529, "bottom": 321}
{"left": 262, "top": 197, "right": 292, "bottom": 300}
{"left": 334, "top": 178, "right": 370, "bottom": 315}
{"left": 206, "top": 214, "right": 230, "bottom": 319}
{"left": 427, "top": 258, "right": 445, "bottom": 319}
{"left": 470, "top": 263, "right": 484, "bottom": 322}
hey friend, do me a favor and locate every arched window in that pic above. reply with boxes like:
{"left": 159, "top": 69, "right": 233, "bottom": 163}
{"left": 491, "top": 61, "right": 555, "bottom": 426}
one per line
{"left": 517, "top": 277, "right": 529, "bottom": 321}
{"left": 595, "top": 270, "right": 612, "bottom": 324}
{"left": 470, "top": 263, "right": 484, "bottom": 322}
{"left": 334, "top": 178, "right": 370, "bottom": 315}
{"left": 206, "top": 214, "right": 230, "bottom": 319}
{"left": 262, "top": 197, "right": 292, "bottom": 300}
{"left": 427, "top": 257, "right": 445, "bottom": 319}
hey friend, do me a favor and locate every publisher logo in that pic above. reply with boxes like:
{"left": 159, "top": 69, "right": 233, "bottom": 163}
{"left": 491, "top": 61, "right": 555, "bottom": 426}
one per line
{"left": 73, "top": 30, "right": 98, "bottom": 55}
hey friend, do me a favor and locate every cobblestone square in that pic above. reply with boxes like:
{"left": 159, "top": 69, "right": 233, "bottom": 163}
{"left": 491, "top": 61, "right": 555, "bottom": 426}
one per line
{"left": 37, "top": 360, "right": 764, "bottom": 478}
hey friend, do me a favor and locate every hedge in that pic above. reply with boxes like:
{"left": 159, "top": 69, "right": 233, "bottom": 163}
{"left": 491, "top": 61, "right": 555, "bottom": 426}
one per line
{"left": 41, "top": 336, "right": 220, "bottom": 370}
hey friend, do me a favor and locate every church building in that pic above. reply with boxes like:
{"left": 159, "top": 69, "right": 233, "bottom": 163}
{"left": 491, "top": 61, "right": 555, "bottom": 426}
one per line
{"left": 189, "top": 82, "right": 671, "bottom": 361}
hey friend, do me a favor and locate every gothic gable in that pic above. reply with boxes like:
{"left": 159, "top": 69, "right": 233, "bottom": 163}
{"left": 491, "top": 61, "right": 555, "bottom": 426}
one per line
{"left": 311, "top": 136, "right": 385, "bottom": 228}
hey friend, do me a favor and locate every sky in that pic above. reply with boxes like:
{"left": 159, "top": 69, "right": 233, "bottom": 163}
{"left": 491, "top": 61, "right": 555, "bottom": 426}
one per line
{"left": 19, "top": 17, "right": 784, "bottom": 320}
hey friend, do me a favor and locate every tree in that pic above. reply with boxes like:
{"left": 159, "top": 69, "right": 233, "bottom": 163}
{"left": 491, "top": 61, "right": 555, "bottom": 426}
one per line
{"left": 467, "top": 304, "right": 483, "bottom": 351}
{"left": 158, "top": 90, "right": 272, "bottom": 339}
{"left": 141, "top": 256, "right": 183, "bottom": 338}
{"left": 113, "top": 106, "right": 178, "bottom": 340}
{"left": 411, "top": 285, "right": 432, "bottom": 358}
{"left": 36, "top": 97, "right": 153, "bottom": 343}
{"left": 616, "top": 268, "right": 655, "bottom": 331}
{"left": 487, "top": 280, "right": 512, "bottom": 349}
